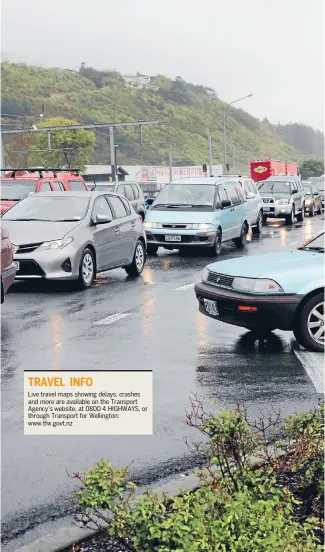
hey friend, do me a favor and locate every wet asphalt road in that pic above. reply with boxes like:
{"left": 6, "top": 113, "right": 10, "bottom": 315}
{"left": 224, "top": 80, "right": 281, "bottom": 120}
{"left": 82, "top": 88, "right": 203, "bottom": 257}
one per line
{"left": 1, "top": 216, "right": 324, "bottom": 546}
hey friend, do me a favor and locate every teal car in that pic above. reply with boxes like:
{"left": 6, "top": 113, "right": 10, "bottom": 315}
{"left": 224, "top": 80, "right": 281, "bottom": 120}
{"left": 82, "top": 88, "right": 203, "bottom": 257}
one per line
{"left": 143, "top": 177, "right": 250, "bottom": 256}
{"left": 195, "top": 232, "right": 324, "bottom": 352}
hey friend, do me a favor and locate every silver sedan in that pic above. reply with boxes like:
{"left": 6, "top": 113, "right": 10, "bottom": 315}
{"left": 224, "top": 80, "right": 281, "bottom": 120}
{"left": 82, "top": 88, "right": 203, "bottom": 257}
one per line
{"left": 2, "top": 191, "right": 147, "bottom": 289}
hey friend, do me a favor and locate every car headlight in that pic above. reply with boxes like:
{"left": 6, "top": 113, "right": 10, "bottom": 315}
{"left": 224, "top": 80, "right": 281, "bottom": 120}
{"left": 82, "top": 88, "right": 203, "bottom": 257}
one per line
{"left": 276, "top": 199, "right": 289, "bottom": 205}
{"left": 192, "top": 223, "right": 215, "bottom": 230}
{"left": 143, "top": 222, "right": 161, "bottom": 229}
{"left": 232, "top": 277, "right": 284, "bottom": 293}
{"left": 38, "top": 238, "right": 74, "bottom": 250}
{"left": 201, "top": 267, "right": 210, "bottom": 282}
{"left": 305, "top": 198, "right": 312, "bottom": 204}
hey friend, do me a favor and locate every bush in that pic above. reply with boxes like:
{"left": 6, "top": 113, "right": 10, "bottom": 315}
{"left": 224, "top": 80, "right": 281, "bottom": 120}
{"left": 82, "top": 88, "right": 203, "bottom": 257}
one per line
{"left": 72, "top": 402, "right": 324, "bottom": 551}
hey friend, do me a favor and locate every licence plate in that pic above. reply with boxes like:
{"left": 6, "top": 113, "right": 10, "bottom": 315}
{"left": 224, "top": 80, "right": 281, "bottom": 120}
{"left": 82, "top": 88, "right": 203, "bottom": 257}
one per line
{"left": 165, "top": 235, "right": 181, "bottom": 242}
{"left": 203, "top": 299, "right": 219, "bottom": 316}
{"left": 263, "top": 207, "right": 271, "bottom": 212}
{"left": 15, "top": 261, "right": 20, "bottom": 271}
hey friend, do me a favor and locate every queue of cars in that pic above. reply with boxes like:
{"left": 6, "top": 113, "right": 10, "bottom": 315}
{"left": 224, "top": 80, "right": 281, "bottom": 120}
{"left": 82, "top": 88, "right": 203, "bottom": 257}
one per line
{"left": 1, "top": 169, "right": 324, "bottom": 353}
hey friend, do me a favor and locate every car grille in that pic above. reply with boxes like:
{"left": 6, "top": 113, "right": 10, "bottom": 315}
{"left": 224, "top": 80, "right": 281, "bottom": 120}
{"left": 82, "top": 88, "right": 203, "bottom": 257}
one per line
{"left": 162, "top": 224, "right": 187, "bottom": 229}
{"left": 16, "top": 242, "right": 43, "bottom": 254}
{"left": 262, "top": 197, "right": 274, "bottom": 204}
{"left": 16, "top": 260, "right": 45, "bottom": 276}
{"left": 207, "top": 271, "right": 234, "bottom": 288}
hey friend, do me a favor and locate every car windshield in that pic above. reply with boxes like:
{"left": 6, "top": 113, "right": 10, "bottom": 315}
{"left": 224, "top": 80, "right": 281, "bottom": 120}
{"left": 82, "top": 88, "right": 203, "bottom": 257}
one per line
{"left": 298, "top": 233, "right": 324, "bottom": 252}
{"left": 303, "top": 185, "right": 312, "bottom": 194}
{"left": 2, "top": 195, "right": 90, "bottom": 221}
{"left": 152, "top": 184, "right": 215, "bottom": 207}
{"left": 94, "top": 185, "right": 115, "bottom": 192}
{"left": 0, "top": 180, "right": 37, "bottom": 200}
{"left": 258, "top": 180, "right": 291, "bottom": 194}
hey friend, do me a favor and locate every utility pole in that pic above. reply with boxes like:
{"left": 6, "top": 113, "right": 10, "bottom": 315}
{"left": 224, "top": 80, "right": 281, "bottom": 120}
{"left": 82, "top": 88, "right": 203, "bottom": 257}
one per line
{"left": 0, "top": 133, "right": 4, "bottom": 176}
{"left": 169, "top": 147, "right": 173, "bottom": 182}
{"left": 47, "top": 132, "right": 51, "bottom": 152}
{"left": 232, "top": 144, "right": 236, "bottom": 173}
{"left": 109, "top": 126, "right": 116, "bottom": 182}
{"left": 208, "top": 135, "right": 213, "bottom": 176}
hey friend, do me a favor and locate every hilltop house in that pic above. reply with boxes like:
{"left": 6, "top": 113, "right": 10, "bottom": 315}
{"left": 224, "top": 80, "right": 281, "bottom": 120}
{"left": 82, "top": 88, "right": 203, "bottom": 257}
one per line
{"left": 122, "top": 74, "right": 159, "bottom": 91}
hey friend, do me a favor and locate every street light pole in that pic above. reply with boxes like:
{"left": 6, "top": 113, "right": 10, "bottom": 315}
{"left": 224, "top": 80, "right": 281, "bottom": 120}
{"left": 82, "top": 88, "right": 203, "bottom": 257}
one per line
{"left": 169, "top": 147, "right": 173, "bottom": 182}
{"left": 208, "top": 135, "right": 213, "bottom": 176}
{"left": 223, "top": 94, "right": 253, "bottom": 175}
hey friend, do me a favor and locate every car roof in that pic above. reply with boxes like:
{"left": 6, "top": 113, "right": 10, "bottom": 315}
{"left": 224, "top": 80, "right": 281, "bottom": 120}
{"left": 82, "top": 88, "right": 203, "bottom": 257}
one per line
{"left": 34, "top": 191, "right": 122, "bottom": 198}
{"left": 170, "top": 176, "right": 241, "bottom": 185}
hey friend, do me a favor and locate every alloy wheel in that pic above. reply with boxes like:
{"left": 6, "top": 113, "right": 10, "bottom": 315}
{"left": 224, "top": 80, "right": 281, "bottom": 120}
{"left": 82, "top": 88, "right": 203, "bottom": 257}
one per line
{"left": 307, "top": 301, "right": 325, "bottom": 345}
{"left": 82, "top": 253, "right": 94, "bottom": 285}
{"left": 135, "top": 243, "right": 144, "bottom": 272}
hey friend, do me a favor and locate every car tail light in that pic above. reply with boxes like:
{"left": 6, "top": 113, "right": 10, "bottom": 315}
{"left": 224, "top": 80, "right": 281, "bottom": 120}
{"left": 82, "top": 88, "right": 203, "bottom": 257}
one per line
{"left": 238, "top": 305, "right": 257, "bottom": 312}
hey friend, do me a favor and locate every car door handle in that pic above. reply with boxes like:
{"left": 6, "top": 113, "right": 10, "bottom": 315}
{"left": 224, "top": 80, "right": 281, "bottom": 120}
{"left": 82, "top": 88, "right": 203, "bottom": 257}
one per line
{"left": 115, "top": 227, "right": 120, "bottom": 233}
{"left": 230, "top": 207, "right": 235, "bottom": 212}
{"left": 131, "top": 221, "right": 136, "bottom": 227}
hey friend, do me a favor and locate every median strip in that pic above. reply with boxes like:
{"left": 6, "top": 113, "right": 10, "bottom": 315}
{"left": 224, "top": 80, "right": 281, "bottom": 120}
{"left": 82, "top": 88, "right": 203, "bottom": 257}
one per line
{"left": 294, "top": 350, "right": 324, "bottom": 393}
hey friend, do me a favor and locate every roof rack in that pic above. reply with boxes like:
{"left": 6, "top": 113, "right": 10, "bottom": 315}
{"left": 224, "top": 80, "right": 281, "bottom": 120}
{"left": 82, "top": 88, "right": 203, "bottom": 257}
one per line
{"left": 1, "top": 168, "right": 80, "bottom": 179}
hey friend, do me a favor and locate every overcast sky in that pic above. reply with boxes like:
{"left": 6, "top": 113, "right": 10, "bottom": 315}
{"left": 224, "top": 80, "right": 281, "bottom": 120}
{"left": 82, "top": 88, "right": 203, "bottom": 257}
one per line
{"left": 1, "top": 0, "right": 324, "bottom": 131}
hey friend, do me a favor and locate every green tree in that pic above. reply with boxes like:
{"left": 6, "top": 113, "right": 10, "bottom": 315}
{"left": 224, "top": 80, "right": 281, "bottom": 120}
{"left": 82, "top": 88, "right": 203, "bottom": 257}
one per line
{"left": 299, "top": 158, "right": 324, "bottom": 180}
{"left": 29, "top": 117, "right": 96, "bottom": 171}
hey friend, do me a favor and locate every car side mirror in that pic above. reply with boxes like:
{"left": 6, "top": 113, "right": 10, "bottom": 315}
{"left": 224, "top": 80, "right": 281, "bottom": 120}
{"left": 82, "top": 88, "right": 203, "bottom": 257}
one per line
{"left": 313, "top": 192, "right": 319, "bottom": 197}
{"left": 146, "top": 198, "right": 154, "bottom": 206}
{"left": 93, "top": 213, "right": 112, "bottom": 225}
{"left": 221, "top": 199, "right": 231, "bottom": 208}
{"left": 246, "top": 192, "right": 255, "bottom": 199}
{"left": 291, "top": 189, "right": 297, "bottom": 195}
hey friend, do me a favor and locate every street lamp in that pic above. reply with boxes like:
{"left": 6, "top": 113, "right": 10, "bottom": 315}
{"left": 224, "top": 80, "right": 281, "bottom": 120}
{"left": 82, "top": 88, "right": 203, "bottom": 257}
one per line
{"left": 223, "top": 94, "right": 253, "bottom": 175}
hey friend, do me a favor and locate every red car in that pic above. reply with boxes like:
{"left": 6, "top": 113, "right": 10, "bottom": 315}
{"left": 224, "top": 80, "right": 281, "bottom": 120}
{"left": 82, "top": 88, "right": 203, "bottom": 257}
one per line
{"left": 0, "top": 168, "right": 89, "bottom": 213}
{"left": 1, "top": 225, "right": 16, "bottom": 303}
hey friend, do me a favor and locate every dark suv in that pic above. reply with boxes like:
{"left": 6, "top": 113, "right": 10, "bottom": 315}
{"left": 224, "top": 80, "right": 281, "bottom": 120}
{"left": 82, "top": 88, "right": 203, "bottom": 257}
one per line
{"left": 90, "top": 181, "right": 146, "bottom": 220}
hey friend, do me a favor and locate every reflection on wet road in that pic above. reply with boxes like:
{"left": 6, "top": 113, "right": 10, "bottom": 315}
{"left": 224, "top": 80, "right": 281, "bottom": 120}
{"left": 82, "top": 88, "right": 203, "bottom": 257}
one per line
{"left": 1, "top": 216, "right": 324, "bottom": 547}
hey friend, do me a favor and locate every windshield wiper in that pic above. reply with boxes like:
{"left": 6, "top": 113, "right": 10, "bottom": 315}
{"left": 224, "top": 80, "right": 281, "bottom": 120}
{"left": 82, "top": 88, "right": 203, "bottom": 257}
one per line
{"left": 298, "top": 246, "right": 324, "bottom": 252}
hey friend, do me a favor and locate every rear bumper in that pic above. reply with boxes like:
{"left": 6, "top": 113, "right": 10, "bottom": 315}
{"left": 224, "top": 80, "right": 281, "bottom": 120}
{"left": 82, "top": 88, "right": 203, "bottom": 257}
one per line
{"left": 194, "top": 282, "right": 301, "bottom": 331}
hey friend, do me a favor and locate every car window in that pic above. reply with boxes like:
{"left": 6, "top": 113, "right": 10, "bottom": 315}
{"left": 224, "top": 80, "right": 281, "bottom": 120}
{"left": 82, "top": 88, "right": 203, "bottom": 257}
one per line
{"left": 248, "top": 180, "right": 256, "bottom": 194}
{"left": 52, "top": 181, "right": 65, "bottom": 191}
{"left": 243, "top": 182, "right": 250, "bottom": 196}
{"left": 292, "top": 182, "right": 297, "bottom": 192}
{"left": 108, "top": 196, "right": 128, "bottom": 218}
{"left": 119, "top": 196, "right": 131, "bottom": 215}
{"left": 226, "top": 181, "right": 243, "bottom": 205}
{"left": 92, "top": 196, "right": 113, "bottom": 219}
{"left": 68, "top": 180, "right": 86, "bottom": 191}
{"left": 124, "top": 184, "right": 135, "bottom": 201}
{"left": 131, "top": 184, "right": 139, "bottom": 199}
{"left": 116, "top": 184, "right": 126, "bottom": 197}
{"left": 217, "top": 185, "right": 229, "bottom": 205}
{"left": 41, "top": 182, "right": 52, "bottom": 191}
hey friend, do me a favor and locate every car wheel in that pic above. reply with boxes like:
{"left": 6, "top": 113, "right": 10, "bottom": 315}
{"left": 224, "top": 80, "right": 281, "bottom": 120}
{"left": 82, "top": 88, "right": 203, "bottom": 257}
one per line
{"left": 296, "top": 205, "right": 305, "bottom": 222}
{"left": 293, "top": 293, "right": 325, "bottom": 352}
{"left": 125, "top": 240, "right": 145, "bottom": 276}
{"left": 76, "top": 248, "right": 95, "bottom": 289}
{"left": 252, "top": 211, "right": 263, "bottom": 235}
{"left": 233, "top": 224, "right": 247, "bottom": 249}
{"left": 285, "top": 206, "right": 295, "bottom": 225}
{"left": 139, "top": 212, "right": 145, "bottom": 222}
{"left": 209, "top": 229, "right": 222, "bottom": 256}
{"left": 147, "top": 244, "right": 158, "bottom": 255}
{"left": 263, "top": 215, "right": 268, "bottom": 224}
{"left": 318, "top": 204, "right": 322, "bottom": 215}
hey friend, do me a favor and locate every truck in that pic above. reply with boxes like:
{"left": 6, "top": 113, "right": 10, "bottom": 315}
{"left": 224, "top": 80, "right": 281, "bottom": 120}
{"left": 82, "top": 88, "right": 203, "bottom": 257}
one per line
{"left": 250, "top": 159, "right": 298, "bottom": 183}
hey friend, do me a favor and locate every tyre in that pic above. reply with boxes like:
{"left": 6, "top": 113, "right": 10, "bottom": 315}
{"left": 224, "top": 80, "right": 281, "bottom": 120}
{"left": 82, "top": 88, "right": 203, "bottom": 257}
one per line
{"left": 318, "top": 204, "right": 322, "bottom": 215}
{"left": 233, "top": 224, "right": 247, "bottom": 249}
{"left": 296, "top": 205, "right": 305, "bottom": 222}
{"left": 139, "top": 212, "right": 145, "bottom": 222}
{"left": 125, "top": 240, "right": 145, "bottom": 276}
{"left": 293, "top": 292, "right": 325, "bottom": 352}
{"left": 285, "top": 206, "right": 295, "bottom": 225}
{"left": 209, "top": 229, "right": 222, "bottom": 256}
{"left": 147, "top": 244, "right": 158, "bottom": 255}
{"left": 263, "top": 215, "right": 268, "bottom": 224}
{"left": 309, "top": 204, "right": 315, "bottom": 217}
{"left": 252, "top": 211, "right": 263, "bottom": 235}
{"left": 76, "top": 248, "right": 95, "bottom": 289}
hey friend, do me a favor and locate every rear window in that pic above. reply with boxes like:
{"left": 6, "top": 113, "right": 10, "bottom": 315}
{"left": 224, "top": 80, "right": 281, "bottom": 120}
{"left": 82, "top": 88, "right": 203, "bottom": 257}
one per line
{"left": 0, "top": 180, "right": 37, "bottom": 200}
{"left": 68, "top": 180, "right": 86, "bottom": 191}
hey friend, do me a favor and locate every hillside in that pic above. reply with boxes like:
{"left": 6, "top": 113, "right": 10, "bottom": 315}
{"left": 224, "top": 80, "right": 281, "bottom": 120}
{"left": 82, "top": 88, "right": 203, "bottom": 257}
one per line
{"left": 1, "top": 62, "right": 318, "bottom": 171}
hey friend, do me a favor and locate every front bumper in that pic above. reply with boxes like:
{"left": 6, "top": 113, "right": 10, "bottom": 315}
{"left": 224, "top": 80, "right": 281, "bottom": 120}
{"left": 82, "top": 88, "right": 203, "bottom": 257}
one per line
{"left": 195, "top": 282, "right": 301, "bottom": 331}
{"left": 14, "top": 244, "right": 80, "bottom": 281}
{"left": 304, "top": 202, "right": 314, "bottom": 212}
{"left": 145, "top": 229, "right": 215, "bottom": 248}
{"left": 262, "top": 204, "right": 292, "bottom": 218}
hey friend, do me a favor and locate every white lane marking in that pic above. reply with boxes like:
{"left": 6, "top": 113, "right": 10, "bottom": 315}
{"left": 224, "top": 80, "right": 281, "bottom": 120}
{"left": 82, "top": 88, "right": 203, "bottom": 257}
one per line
{"left": 174, "top": 283, "right": 195, "bottom": 291}
{"left": 294, "top": 350, "right": 324, "bottom": 393}
{"left": 94, "top": 313, "right": 130, "bottom": 326}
